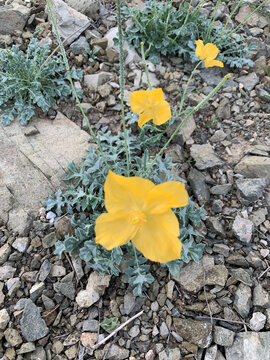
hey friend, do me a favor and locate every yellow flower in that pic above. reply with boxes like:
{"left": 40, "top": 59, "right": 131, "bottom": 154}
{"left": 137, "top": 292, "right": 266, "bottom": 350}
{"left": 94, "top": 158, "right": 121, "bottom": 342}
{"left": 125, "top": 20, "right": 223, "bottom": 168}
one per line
{"left": 129, "top": 88, "right": 172, "bottom": 128}
{"left": 195, "top": 39, "right": 224, "bottom": 68}
{"left": 95, "top": 171, "right": 189, "bottom": 263}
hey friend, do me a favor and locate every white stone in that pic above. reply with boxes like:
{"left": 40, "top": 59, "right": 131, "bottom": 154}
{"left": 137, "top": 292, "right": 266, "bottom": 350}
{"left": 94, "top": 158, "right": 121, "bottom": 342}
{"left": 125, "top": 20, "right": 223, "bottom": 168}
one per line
{"left": 0, "top": 309, "right": 10, "bottom": 330}
{"left": 250, "top": 312, "right": 267, "bottom": 331}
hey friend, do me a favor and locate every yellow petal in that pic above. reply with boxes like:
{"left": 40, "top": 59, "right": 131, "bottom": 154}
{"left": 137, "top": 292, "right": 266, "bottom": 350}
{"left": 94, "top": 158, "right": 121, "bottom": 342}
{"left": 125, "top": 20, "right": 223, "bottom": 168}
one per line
{"left": 138, "top": 107, "right": 154, "bottom": 128}
{"left": 144, "top": 181, "right": 188, "bottom": 214}
{"left": 95, "top": 211, "right": 137, "bottom": 250}
{"left": 129, "top": 90, "right": 148, "bottom": 114}
{"left": 147, "top": 88, "right": 165, "bottom": 105}
{"left": 204, "top": 59, "right": 224, "bottom": 68}
{"left": 152, "top": 101, "right": 172, "bottom": 126}
{"left": 104, "top": 171, "right": 155, "bottom": 212}
{"left": 132, "top": 211, "right": 182, "bottom": 263}
{"left": 204, "top": 43, "right": 219, "bottom": 61}
{"left": 195, "top": 39, "right": 205, "bottom": 59}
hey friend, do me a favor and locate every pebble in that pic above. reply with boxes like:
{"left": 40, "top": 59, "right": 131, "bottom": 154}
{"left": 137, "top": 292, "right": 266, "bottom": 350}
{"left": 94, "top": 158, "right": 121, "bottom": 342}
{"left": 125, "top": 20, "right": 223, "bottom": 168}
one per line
{"left": 233, "top": 283, "right": 252, "bottom": 318}
{"left": 12, "top": 237, "right": 29, "bottom": 252}
{"left": 0, "top": 308, "right": 10, "bottom": 330}
{"left": 232, "top": 215, "right": 253, "bottom": 244}
{"left": 214, "top": 326, "right": 235, "bottom": 346}
{"left": 4, "top": 328, "right": 23, "bottom": 346}
{"left": 250, "top": 312, "right": 267, "bottom": 331}
{"left": 0, "top": 264, "right": 16, "bottom": 280}
{"left": 0, "top": 243, "right": 11, "bottom": 265}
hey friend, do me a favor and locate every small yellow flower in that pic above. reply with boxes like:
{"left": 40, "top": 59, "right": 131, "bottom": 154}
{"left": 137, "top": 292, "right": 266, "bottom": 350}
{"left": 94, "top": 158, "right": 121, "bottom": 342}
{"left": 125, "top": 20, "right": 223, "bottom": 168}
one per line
{"left": 95, "top": 171, "right": 189, "bottom": 263}
{"left": 129, "top": 88, "right": 172, "bottom": 128}
{"left": 195, "top": 39, "right": 224, "bottom": 68}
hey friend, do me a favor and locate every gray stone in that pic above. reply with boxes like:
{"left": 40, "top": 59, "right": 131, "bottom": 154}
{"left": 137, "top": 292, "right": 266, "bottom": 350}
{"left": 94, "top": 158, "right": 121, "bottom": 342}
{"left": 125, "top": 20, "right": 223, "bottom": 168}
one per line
{"left": 0, "top": 264, "right": 16, "bottom": 280}
{"left": 49, "top": 264, "right": 66, "bottom": 277}
{"left": 212, "top": 199, "right": 223, "bottom": 213}
{"left": 188, "top": 168, "right": 210, "bottom": 202}
{"left": 190, "top": 144, "right": 224, "bottom": 170}
{"left": 225, "top": 332, "right": 270, "bottom": 360}
{"left": 213, "top": 243, "right": 229, "bottom": 257}
{"left": 249, "top": 208, "right": 267, "bottom": 227}
{"left": 65, "top": 0, "right": 99, "bottom": 18}
{"left": 0, "top": 309, "right": 10, "bottom": 330}
{"left": 210, "top": 130, "right": 227, "bottom": 143}
{"left": 105, "top": 344, "right": 129, "bottom": 360}
{"left": 48, "top": 0, "right": 91, "bottom": 45}
{"left": 160, "top": 322, "right": 169, "bottom": 338}
{"left": 233, "top": 283, "right": 252, "bottom": 318}
{"left": 229, "top": 268, "right": 253, "bottom": 287}
{"left": 54, "top": 273, "right": 75, "bottom": 300}
{"left": 4, "top": 328, "right": 23, "bottom": 346}
{"left": 236, "top": 178, "right": 266, "bottom": 202}
{"left": 250, "top": 312, "right": 266, "bottom": 331}
{"left": 232, "top": 215, "right": 253, "bottom": 244}
{"left": 84, "top": 72, "right": 112, "bottom": 91}
{"left": 0, "top": 113, "right": 90, "bottom": 233}
{"left": 235, "top": 156, "right": 270, "bottom": 185}
{"left": 205, "top": 345, "right": 218, "bottom": 360}
{"left": 128, "top": 325, "right": 140, "bottom": 338}
{"left": 0, "top": 243, "right": 11, "bottom": 265}
{"left": 235, "top": 5, "right": 269, "bottom": 28}
{"left": 237, "top": 72, "right": 260, "bottom": 91}
{"left": 246, "top": 251, "right": 265, "bottom": 269}
{"left": 173, "top": 318, "right": 212, "bottom": 348}
{"left": 214, "top": 326, "right": 235, "bottom": 346}
{"left": 42, "top": 232, "right": 57, "bottom": 248}
{"left": 0, "top": 282, "right": 4, "bottom": 305}
{"left": 70, "top": 36, "right": 90, "bottom": 56}
{"left": 20, "top": 299, "right": 49, "bottom": 341}
{"left": 76, "top": 271, "right": 111, "bottom": 308}
{"left": 141, "top": 72, "right": 160, "bottom": 88}
{"left": 216, "top": 98, "right": 231, "bottom": 119}
{"left": 173, "top": 256, "right": 228, "bottom": 293}
{"left": 82, "top": 319, "right": 99, "bottom": 332}
{"left": 210, "top": 184, "right": 232, "bottom": 195}
{"left": 158, "top": 347, "right": 181, "bottom": 360}
{"left": 167, "top": 116, "right": 196, "bottom": 145}
{"left": 30, "top": 282, "right": 45, "bottom": 302}
{"left": 253, "top": 284, "right": 270, "bottom": 308}
{"left": 0, "top": 3, "right": 31, "bottom": 35}
{"left": 17, "top": 342, "right": 36, "bottom": 354}
{"left": 12, "top": 237, "right": 29, "bottom": 253}
{"left": 206, "top": 216, "right": 226, "bottom": 236}
{"left": 37, "top": 259, "right": 52, "bottom": 282}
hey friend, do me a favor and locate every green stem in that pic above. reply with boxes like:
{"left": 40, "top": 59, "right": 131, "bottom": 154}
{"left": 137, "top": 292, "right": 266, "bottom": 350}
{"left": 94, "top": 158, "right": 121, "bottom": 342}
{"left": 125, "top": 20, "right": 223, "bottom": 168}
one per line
{"left": 45, "top": 0, "right": 110, "bottom": 171}
{"left": 132, "top": 243, "right": 141, "bottom": 275}
{"left": 218, "top": 0, "right": 243, "bottom": 38}
{"left": 205, "top": 0, "right": 222, "bottom": 42}
{"left": 141, "top": 42, "right": 152, "bottom": 90}
{"left": 141, "top": 74, "right": 231, "bottom": 176}
{"left": 116, "top": 0, "right": 130, "bottom": 176}
{"left": 178, "top": 60, "right": 202, "bottom": 116}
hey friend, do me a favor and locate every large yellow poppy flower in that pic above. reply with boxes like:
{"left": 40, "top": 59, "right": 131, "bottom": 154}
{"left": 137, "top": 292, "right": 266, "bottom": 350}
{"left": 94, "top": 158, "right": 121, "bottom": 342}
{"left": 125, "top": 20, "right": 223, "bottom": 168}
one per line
{"left": 129, "top": 88, "right": 172, "bottom": 128}
{"left": 195, "top": 39, "right": 224, "bottom": 68}
{"left": 95, "top": 171, "right": 189, "bottom": 263}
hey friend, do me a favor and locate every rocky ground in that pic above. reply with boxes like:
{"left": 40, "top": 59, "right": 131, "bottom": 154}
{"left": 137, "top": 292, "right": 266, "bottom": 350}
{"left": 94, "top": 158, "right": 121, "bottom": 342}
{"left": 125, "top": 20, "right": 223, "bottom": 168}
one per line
{"left": 0, "top": 0, "right": 270, "bottom": 359}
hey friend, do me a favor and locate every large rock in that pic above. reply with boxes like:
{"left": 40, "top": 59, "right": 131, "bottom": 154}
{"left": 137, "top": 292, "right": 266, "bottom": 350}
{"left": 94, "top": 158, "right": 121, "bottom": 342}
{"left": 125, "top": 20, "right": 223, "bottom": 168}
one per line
{"left": 20, "top": 299, "right": 49, "bottom": 341}
{"left": 236, "top": 178, "right": 266, "bottom": 203}
{"left": 236, "top": 72, "right": 260, "bottom": 91}
{"left": 235, "top": 5, "right": 269, "bottom": 28}
{"left": 190, "top": 144, "right": 224, "bottom": 170}
{"left": 167, "top": 116, "right": 196, "bottom": 145}
{"left": 65, "top": 0, "right": 99, "bottom": 19}
{"left": 47, "top": 0, "right": 91, "bottom": 45}
{"left": 225, "top": 332, "right": 270, "bottom": 360}
{"left": 235, "top": 156, "right": 270, "bottom": 185}
{"left": 173, "top": 318, "right": 212, "bottom": 348}
{"left": 233, "top": 283, "right": 252, "bottom": 318}
{"left": 173, "top": 256, "right": 228, "bottom": 293}
{"left": 0, "top": 112, "right": 90, "bottom": 233}
{"left": 0, "top": 3, "right": 31, "bottom": 35}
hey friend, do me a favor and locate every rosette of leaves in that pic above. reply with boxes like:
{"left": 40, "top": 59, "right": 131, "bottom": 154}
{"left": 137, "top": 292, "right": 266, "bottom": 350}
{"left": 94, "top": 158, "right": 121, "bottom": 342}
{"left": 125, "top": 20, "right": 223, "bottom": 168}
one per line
{"left": 0, "top": 37, "right": 82, "bottom": 126}
{"left": 122, "top": 0, "right": 254, "bottom": 68}
{"left": 44, "top": 130, "right": 206, "bottom": 296}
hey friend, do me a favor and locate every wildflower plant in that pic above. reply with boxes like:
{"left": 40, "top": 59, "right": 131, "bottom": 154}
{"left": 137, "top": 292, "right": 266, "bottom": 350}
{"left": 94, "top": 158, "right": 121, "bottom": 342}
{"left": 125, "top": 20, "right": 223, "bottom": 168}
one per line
{"left": 45, "top": 0, "right": 230, "bottom": 296}
{"left": 0, "top": 34, "right": 82, "bottom": 126}
{"left": 121, "top": 0, "right": 260, "bottom": 68}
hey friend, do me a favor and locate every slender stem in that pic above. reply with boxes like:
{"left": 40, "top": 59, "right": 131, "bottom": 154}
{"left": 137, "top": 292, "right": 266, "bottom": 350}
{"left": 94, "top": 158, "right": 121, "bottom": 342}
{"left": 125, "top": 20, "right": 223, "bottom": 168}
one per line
{"left": 218, "top": 0, "right": 243, "bottom": 38}
{"left": 178, "top": 60, "right": 202, "bottom": 115}
{"left": 140, "top": 74, "right": 230, "bottom": 176}
{"left": 132, "top": 243, "right": 141, "bottom": 276}
{"left": 45, "top": 0, "right": 110, "bottom": 171}
{"left": 205, "top": 0, "right": 222, "bottom": 42}
{"left": 116, "top": 0, "right": 130, "bottom": 176}
{"left": 141, "top": 42, "right": 152, "bottom": 90}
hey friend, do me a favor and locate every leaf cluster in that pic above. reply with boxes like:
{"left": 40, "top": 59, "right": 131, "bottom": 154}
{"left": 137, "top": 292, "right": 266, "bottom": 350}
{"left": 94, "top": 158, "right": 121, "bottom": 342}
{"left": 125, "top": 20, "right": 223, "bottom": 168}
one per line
{"left": 44, "top": 130, "right": 206, "bottom": 296}
{"left": 0, "top": 37, "right": 82, "bottom": 126}
{"left": 122, "top": 0, "right": 254, "bottom": 68}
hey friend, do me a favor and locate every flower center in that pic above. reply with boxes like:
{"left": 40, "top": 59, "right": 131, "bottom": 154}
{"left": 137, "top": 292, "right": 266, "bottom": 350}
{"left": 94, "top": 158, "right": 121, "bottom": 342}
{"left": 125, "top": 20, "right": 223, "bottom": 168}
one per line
{"left": 129, "top": 211, "right": 146, "bottom": 227}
